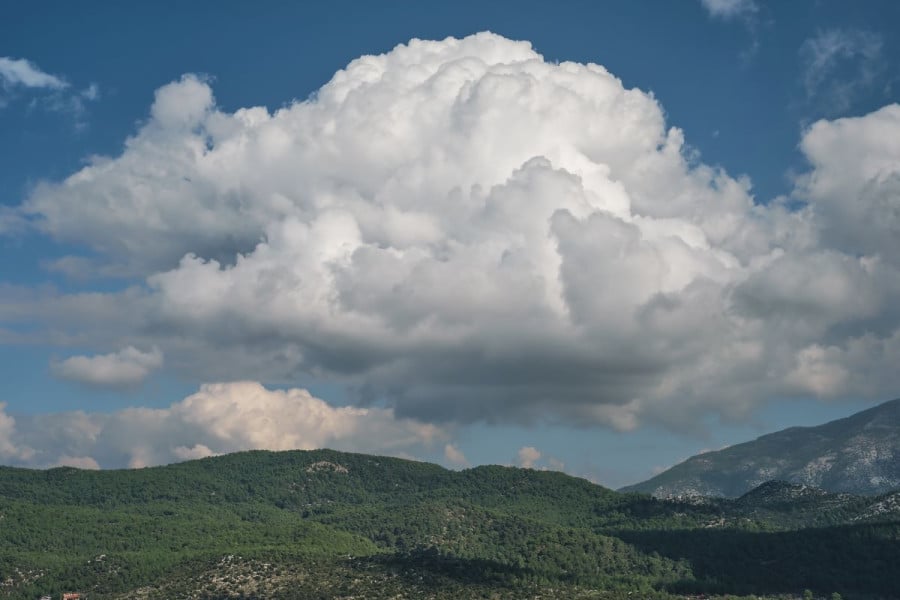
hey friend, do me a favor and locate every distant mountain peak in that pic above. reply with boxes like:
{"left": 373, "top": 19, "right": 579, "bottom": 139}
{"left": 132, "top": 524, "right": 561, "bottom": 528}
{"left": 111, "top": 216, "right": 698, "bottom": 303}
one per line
{"left": 622, "top": 398, "right": 900, "bottom": 498}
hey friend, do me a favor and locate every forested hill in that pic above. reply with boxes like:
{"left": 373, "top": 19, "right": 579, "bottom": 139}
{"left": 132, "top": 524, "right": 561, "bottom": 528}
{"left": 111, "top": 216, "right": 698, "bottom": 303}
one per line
{"left": 622, "top": 398, "right": 900, "bottom": 498}
{"left": 1, "top": 449, "right": 899, "bottom": 599}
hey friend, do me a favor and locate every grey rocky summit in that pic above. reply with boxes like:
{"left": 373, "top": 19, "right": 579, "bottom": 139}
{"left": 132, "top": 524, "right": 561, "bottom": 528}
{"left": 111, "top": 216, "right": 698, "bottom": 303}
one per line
{"left": 622, "top": 398, "right": 900, "bottom": 498}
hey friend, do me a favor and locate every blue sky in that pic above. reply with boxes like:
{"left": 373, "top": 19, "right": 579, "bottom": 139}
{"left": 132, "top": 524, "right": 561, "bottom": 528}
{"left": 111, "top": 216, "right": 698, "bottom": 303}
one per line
{"left": 1, "top": 0, "right": 898, "bottom": 486}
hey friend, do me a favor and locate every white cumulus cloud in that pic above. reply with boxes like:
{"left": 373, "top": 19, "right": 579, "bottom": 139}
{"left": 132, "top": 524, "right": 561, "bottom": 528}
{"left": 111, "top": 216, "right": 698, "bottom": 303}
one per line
{"left": 52, "top": 346, "right": 163, "bottom": 389}
{"left": 3, "top": 33, "right": 900, "bottom": 434}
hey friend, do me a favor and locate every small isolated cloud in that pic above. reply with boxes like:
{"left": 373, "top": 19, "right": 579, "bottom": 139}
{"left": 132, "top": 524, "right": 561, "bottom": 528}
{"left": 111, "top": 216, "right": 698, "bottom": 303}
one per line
{"left": 800, "top": 29, "right": 885, "bottom": 115}
{"left": 52, "top": 346, "right": 163, "bottom": 389}
{"left": 699, "top": 0, "right": 757, "bottom": 21}
{"left": 81, "top": 83, "right": 100, "bottom": 101}
{"left": 514, "top": 447, "right": 565, "bottom": 471}
{"left": 547, "top": 457, "right": 565, "bottom": 472}
{"left": 0, "top": 57, "right": 67, "bottom": 90}
{"left": 443, "top": 443, "right": 469, "bottom": 467}
{"left": 516, "top": 446, "right": 542, "bottom": 469}
{"left": 0, "top": 381, "right": 447, "bottom": 469}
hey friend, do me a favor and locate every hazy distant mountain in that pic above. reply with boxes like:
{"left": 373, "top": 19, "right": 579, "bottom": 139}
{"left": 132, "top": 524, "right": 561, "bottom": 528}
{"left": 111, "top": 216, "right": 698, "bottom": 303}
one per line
{"left": 621, "top": 398, "right": 900, "bottom": 498}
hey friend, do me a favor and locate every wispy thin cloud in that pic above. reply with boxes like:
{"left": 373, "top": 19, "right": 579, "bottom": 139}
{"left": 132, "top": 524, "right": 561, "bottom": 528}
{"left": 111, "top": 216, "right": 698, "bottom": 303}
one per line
{"left": 698, "top": 0, "right": 763, "bottom": 61}
{"left": 0, "top": 56, "right": 68, "bottom": 90}
{"left": 0, "top": 56, "right": 99, "bottom": 126}
{"left": 800, "top": 29, "right": 885, "bottom": 115}
{"left": 699, "top": 0, "right": 758, "bottom": 21}
{"left": 36, "top": 82, "right": 102, "bottom": 128}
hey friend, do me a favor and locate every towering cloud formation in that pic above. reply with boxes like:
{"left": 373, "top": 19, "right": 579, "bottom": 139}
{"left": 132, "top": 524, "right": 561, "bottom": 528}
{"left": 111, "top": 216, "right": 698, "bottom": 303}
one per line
{"left": 8, "top": 33, "right": 900, "bottom": 433}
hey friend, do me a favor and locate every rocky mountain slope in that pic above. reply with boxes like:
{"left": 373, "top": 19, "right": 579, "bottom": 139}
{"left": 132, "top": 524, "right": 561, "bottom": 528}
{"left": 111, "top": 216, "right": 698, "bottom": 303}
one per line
{"left": 622, "top": 398, "right": 900, "bottom": 498}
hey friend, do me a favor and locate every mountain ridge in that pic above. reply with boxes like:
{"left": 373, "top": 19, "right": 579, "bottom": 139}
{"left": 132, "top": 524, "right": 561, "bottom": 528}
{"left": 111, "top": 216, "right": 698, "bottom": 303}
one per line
{"left": 621, "top": 398, "right": 900, "bottom": 498}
